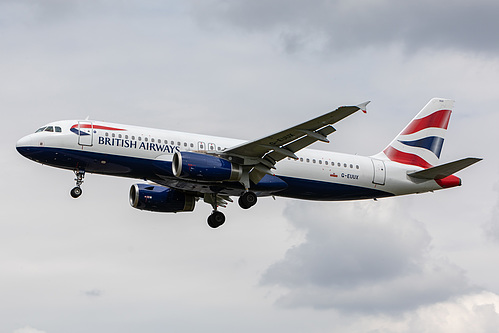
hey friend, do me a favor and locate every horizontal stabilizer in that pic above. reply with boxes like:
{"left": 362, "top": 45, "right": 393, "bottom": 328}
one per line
{"left": 408, "top": 157, "right": 482, "bottom": 180}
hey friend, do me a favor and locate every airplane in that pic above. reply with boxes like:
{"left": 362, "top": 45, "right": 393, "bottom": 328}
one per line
{"left": 16, "top": 98, "right": 481, "bottom": 228}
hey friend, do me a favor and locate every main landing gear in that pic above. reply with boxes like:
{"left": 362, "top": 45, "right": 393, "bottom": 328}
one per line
{"left": 206, "top": 191, "right": 258, "bottom": 229}
{"left": 207, "top": 210, "right": 226, "bottom": 229}
{"left": 238, "top": 191, "right": 257, "bottom": 209}
{"left": 70, "top": 169, "right": 85, "bottom": 198}
{"left": 206, "top": 193, "right": 226, "bottom": 229}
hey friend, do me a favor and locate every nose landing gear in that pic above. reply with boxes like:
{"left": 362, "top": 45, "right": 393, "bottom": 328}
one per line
{"left": 70, "top": 169, "right": 85, "bottom": 198}
{"left": 70, "top": 186, "right": 82, "bottom": 198}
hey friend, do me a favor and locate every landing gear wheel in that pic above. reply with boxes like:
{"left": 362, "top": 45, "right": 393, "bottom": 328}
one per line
{"left": 71, "top": 169, "right": 85, "bottom": 198}
{"left": 70, "top": 186, "right": 82, "bottom": 198}
{"left": 207, "top": 211, "right": 225, "bottom": 228}
{"left": 238, "top": 191, "right": 257, "bottom": 209}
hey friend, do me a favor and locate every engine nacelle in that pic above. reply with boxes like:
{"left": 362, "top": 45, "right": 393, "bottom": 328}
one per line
{"left": 172, "top": 151, "right": 242, "bottom": 182}
{"left": 129, "top": 184, "right": 195, "bottom": 212}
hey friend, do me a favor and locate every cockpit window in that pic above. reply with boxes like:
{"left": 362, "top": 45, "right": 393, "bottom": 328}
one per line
{"left": 35, "top": 125, "right": 62, "bottom": 133}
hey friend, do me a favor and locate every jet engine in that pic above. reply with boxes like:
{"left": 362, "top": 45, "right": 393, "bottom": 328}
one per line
{"left": 129, "top": 184, "right": 195, "bottom": 212}
{"left": 172, "top": 151, "right": 242, "bottom": 182}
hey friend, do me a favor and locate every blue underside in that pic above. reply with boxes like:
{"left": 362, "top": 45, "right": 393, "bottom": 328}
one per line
{"left": 277, "top": 176, "right": 393, "bottom": 201}
{"left": 17, "top": 146, "right": 393, "bottom": 201}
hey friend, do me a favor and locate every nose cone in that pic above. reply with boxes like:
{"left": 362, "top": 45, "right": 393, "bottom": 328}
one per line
{"left": 16, "top": 135, "right": 30, "bottom": 148}
{"left": 16, "top": 134, "right": 38, "bottom": 158}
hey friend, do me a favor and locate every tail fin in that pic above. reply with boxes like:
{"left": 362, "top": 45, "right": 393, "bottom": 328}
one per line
{"left": 375, "top": 98, "right": 453, "bottom": 168}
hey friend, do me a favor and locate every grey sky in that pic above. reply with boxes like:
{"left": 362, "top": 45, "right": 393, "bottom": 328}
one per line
{"left": 191, "top": 0, "right": 499, "bottom": 54}
{"left": 2, "top": 0, "right": 499, "bottom": 332}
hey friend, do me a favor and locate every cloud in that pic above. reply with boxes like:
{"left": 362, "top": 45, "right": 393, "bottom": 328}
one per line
{"left": 0, "top": 0, "right": 80, "bottom": 27}
{"left": 190, "top": 0, "right": 499, "bottom": 55}
{"left": 83, "top": 288, "right": 104, "bottom": 297}
{"left": 334, "top": 291, "right": 499, "bottom": 333}
{"left": 260, "top": 200, "right": 475, "bottom": 313}
{"left": 389, "top": 292, "right": 499, "bottom": 333}
{"left": 13, "top": 327, "right": 47, "bottom": 333}
{"left": 483, "top": 181, "right": 499, "bottom": 242}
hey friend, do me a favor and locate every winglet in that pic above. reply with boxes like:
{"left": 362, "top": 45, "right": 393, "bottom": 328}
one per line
{"left": 357, "top": 101, "right": 370, "bottom": 114}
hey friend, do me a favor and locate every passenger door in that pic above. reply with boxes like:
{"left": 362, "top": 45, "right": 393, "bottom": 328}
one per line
{"left": 371, "top": 158, "right": 386, "bottom": 185}
{"left": 77, "top": 121, "right": 93, "bottom": 146}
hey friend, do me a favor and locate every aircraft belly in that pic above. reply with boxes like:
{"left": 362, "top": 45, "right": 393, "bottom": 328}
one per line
{"left": 17, "top": 146, "right": 153, "bottom": 178}
{"left": 276, "top": 176, "right": 394, "bottom": 201}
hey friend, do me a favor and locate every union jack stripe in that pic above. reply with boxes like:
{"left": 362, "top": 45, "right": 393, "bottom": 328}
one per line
{"left": 383, "top": 101, "right": 453, "bottom": 168}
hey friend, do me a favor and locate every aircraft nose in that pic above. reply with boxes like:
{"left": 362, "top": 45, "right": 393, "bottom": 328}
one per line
{"left": 16, "top": 134, "right": 37, "bottom": 157}
{"left": 16, "top": 135, "right": 30, "bottom": 148}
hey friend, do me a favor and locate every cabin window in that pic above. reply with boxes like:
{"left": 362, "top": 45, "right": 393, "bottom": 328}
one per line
{"left": 151, "top": 138, "right": 155, "bottom": 143}
{"left": 145, "top": 137, "right": 148, "bottom": 142}
{"left": 177, "top": 142, "right": 181, "bottom": 146}
{"left": 112, "top": 133, "right": 115, "bottom": 138}
{"left": 319, "top": 160, "right": 322, "bottom": 165}
{"left": 325, "top": 161, "right": 328, "bottom": 165}
{"left": 356, "top": 165, "right": 360, "bottom": 169}
{"left": 306, "top": 158, "right": 310, "bottom": 163}
{"left": 350, "top": 164, "right": 353, "bottom": 168}
{"left": 184, "top": 142, "right": 187, "bottom": 147}
{"left": 118, "top": 134, "right": 122, "bottom": 139}
{"left": 157, "top": 139, "right": 161, "bottom": 144}
{"left": 131, "top": 136, "right": 135, "bottom": 140}
{"left": 300, "top": 158, "right": 303, "bottom": 162}
{"left": 190, "top": 143, "right": 194, "bottom": 148}
{"left": 138, "top": 137, "right": 142, "bottom": 141}
{"left": 312, "top": 159, "right": 316, "bottom": 164}
{"left": 55, "top": 126, "right": 62, "bottom": 133}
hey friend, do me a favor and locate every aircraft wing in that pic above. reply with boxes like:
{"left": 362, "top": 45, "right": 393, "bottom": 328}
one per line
{"left": 223, "top": 102, "right": 369, "bottom": 183}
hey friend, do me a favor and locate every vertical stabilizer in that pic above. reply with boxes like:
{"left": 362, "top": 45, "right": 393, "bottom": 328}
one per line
{"left": 375, "top": 98, "right": 454, "bottom": 168}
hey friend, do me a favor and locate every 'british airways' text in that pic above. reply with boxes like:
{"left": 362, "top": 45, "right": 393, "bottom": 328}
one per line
{"left": 98, "top": 137, "right": 180, "bottom": 153}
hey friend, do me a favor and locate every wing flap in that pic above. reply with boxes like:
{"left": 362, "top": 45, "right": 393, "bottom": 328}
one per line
{"left": 408, "top": 157, "right": 482, "bottom": 180}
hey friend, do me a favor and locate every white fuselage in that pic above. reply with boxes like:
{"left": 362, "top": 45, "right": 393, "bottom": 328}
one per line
{"left": 16, "top": 119, "right": 452, "bottom": 201}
